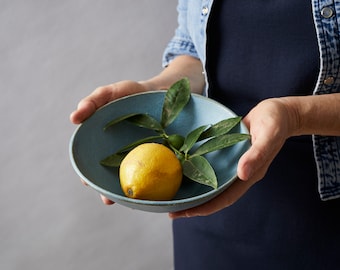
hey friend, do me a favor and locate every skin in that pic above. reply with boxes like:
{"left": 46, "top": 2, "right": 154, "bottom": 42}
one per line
{"left": 70, "top": 55, "right": 340, "bottom": 219}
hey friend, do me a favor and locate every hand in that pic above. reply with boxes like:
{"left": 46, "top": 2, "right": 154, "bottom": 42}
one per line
{"left": 70, "top": 80, "right": 149, "bottom": 124}
{"left": 71, "top": 80, "right": 149, "bottom": 205}
{"left": 169, "top": 98, "right": 295, "bottom": 218}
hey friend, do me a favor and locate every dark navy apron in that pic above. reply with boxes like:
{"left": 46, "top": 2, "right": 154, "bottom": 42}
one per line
{"left": 173, "top": 1, "right": 340, "bottom": 269}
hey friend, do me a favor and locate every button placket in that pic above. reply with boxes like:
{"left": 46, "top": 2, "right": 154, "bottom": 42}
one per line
{"left": 319, "top": 5, "right": 337, "bottom": 89}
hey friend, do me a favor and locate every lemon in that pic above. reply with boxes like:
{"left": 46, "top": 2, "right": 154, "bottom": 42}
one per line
{"left": 119, "top": 143, "right": 182, "bottom": 200}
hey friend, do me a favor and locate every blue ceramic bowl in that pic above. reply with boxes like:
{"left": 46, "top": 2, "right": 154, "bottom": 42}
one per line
{"left": 69, "top": 91, "right": 250, "bottom": 213}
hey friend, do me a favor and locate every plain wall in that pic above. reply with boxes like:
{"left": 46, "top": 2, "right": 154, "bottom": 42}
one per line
{"left": 0, "top": 1, "right": 178, "bottom": 269}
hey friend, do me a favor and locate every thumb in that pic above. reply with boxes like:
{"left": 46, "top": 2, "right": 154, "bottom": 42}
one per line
{"left": 237, "top": 136, "right": 282, "bottom": 182}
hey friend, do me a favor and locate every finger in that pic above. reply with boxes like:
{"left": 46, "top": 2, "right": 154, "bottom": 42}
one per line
{"left": 69, "top": 99, "right": 97, "bottom": 124}
{"left": 70, "top": 85, "right": 116, "bottom": 124}
{"left": 237, "top": 133, "right": 284, "bottom": 182}
{"left": 237, "top": 142, "right": 267, "bottom": 181}
{"left": 169, "top": 178, "right": 254, "bottom": 219}
{"left": 100, "top": 194, "right": 115, "bottom": 205}
{"left": 80, "top": 178, "right": 88, "bottom": 186}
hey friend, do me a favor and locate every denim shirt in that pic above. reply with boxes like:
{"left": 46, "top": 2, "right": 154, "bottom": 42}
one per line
{"left": 162, "top": 0, "right": 340, "bottom": 201}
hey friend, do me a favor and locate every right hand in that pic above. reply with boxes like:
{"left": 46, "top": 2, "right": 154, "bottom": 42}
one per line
{"left": 70, "top": 80, "right": 149, "bottom": 124}
{"left": 70, "top": 80, "right": 150, "bottom": 205}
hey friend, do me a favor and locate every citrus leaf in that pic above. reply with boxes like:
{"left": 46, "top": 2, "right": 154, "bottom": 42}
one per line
{"left": 180, "top": 125, "right": 209, "bottom": 154}
{"left": 104, "top": 113, "right": 163, "bottom": 133}
{"left": 116, "top": 135, "right": 163, "bottom": 154}
{"left": 161, "top": 78, "right": 191, "bottom": 128}
{"left": 182, "top": 155, "right": 217, "bottom": 189}
{"left": 192, "top": 133, "right": 251, "bottom": 157}
{"left": 104, "top": 113, "right": 142, "bottom": 130}
{"left": 125, "top": 113, "right": 164, "bottom": 132}
{"left": 100, "top": 152, "right": 127, "bottom": 167}
{"left": 101, "top": 135, "right": 164, "bottom": 167}
{"left": 198, "top": 117, "right": 242, "bottom": 140}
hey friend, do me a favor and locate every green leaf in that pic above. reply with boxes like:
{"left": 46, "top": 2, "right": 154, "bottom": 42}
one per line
{"left": 182, "top": 155, "right": 218, "bottom": 189}
{"left": 100, "top": 152, "right": 128, "bottom": 167}
{"left": 104, "top": 113, "right": 142, "bottom": 130}
{"left": 199, "top": 117, "right": 242, "bottom": 141}
{"left": 125, "top": 113, "right": 164, "bottom": 132}
{"left": 161, "top": 78, "right": 191, "bottom": 128}
{"left": 192, "top": 133, "right": 251, "bottom": 157}
{"left": 116, "top": 135, "right": 163, "bottom": 153}
{"left": 101, "top": 135, "right": 164, "bottom": 167}
{"left": 180, "top": 125, "right": 209, "bottom": 154}
{"left": 104, "top": 113, "right": 163, "bottom": 133}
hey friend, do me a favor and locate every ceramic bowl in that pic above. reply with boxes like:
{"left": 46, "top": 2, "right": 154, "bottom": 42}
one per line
{"left": 69, "top": 91, "right": 250, "bottom": 212}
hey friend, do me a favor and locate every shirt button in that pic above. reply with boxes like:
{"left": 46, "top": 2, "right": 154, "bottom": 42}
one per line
{"left": 324, "top": 76, "right": 335, "bottom": 86}
{"left": 202, "top": 6, "right": 209, "bottom": 16}
{"left": 321, "top": 7, "right": 334, "bottom": 18}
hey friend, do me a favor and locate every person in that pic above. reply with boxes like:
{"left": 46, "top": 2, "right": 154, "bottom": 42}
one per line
{"left": 70, "top": 1, "right": 340, "bottom": 269}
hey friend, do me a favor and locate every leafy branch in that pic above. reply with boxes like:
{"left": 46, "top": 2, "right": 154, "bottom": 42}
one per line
{"left": 100, "top": 78, "right": 250, "bottom": 189}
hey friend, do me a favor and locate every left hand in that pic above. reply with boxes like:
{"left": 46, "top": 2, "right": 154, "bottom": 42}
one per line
{"left": 169, "top": 98, "right": 295, "bottom": 218}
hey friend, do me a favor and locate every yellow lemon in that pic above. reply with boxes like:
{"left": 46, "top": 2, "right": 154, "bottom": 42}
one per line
{"left": 119, "top": 143, "right": 182, "bottom": 200}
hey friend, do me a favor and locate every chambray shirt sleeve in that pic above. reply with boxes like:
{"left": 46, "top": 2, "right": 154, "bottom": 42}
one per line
{"left": 312, "top": 0, "right": 340, "bottom": 200}
{"left": 162, "top": 0, "right": 199, "bottom": 67}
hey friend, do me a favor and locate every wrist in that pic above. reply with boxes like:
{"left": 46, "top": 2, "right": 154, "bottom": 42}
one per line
{"left": 277, "top": 93, "right": 340, "bottom": 136}
{"left": 276, "top": 97, "right": 303, "bottom": 137}
{"left": 138, "top": 79, "right": 166, "bottom": 92}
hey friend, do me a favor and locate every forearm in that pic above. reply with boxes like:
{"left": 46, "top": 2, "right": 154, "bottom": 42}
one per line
{"left": 279, "top": 93, "right": 340, "bottom": 137}
{"left": 140, "top": 55, "right": 205, "bottom": 94}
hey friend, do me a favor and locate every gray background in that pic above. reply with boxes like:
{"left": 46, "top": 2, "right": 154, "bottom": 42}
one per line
{"left": 1, "top": 1, "right": 178, "bottom": 269}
